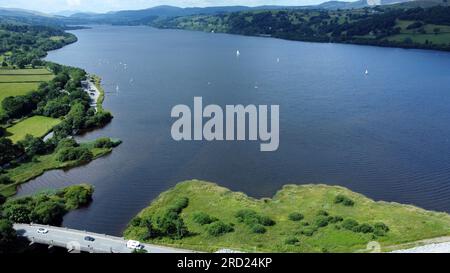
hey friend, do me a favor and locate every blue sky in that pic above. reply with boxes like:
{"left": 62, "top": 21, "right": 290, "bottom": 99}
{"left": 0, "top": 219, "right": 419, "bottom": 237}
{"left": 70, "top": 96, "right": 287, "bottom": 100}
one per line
{"left": 0, "top": 0, "right": 339, "bottom": 13}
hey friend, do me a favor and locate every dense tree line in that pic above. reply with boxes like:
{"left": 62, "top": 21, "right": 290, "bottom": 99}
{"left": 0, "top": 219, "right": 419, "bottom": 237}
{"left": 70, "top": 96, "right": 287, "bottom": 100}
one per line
{"left": 0, "top": 23, "right": 77, "bottom": 68}
{"left": 155, "top": 5, "right": 450, "bottom": 51}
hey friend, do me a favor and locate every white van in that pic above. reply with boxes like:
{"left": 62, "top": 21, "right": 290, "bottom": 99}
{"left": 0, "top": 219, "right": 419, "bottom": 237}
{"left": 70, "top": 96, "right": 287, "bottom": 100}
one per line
{"left": 126, "top": 240, "right": 143, "bottom": 250}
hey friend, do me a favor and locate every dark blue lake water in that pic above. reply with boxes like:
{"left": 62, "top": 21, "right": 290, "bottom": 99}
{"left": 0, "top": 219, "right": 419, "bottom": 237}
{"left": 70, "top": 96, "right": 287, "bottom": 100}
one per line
{"left": 17, "top": 25, "right": 450, "bottom": 236}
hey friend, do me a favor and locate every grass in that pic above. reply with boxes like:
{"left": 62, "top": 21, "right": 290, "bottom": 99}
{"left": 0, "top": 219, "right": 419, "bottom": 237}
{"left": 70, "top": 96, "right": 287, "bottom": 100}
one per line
{"left": 0, "top": 68, "right": 54, "bottom": 114}
{"left": 124, "top": 181, "right": 450, "bottom": 253}
{"left": 49, "top": 36, "right": 65, "bottom": 41}
{"left": 387, "top": 20, "right": 450, "bottom": 45}
{"left": 0, "top": 139, "right": 117, "bottom": 197}
{"left": 0, "top": 82, "right": 41, "bottom": 111}
{"left": 6, "top": 116, "right": 62, "bottom": 143}
{"left": 387, "top": 33, "right": 450, "bottom": 45}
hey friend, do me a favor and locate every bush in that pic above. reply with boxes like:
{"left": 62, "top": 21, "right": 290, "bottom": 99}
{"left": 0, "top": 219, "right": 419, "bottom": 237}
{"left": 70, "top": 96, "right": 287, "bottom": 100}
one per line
{"left": 0, "top": 175, "right": 13, "bottom": 185}
{"left": 354, "top": 223, "right": 374, "bottom": 233}
{"left": 374, "top": 222, "right": 389, "bottom": 236}
{"left": 192, "top": 212, "right": 217, "bottom": 225}
{"left": 342, "top": 219, "right": 359, "bottom": 230}
{"left": 235, "top": 209, "right": 275, "bottom": 227}
{"left": 288, "top": 212, "right": 304, "bottom": 221}
{"left": 57, "top": 146, "right": 93, "bottom": 162}
{"left": 299, "top": 226, "right": 317, "bottom": 236}
{"left": 374, "top": 222, "right": 389, "bottom": 232}
{"left": 329, "top": 216, "right": 344, "bottom": 223}
{"left": 56, "top": 138, "right": 78, "bottom": 151}
{"left": 168, "top": 197, "right": 189, "bottom": 214}
{"left": 250, "top": 224, "right": 267, "bottom": 234}
{"left": 94, "top": 137, "right": 114, "bottom": 148}
{"left": 285, "top": 236, "right": 299, "bottom": 245}
{"left": 259, "top": 215, "right": 276, "bottom": 226}
{"left": 315, "top": 216, "right": 330, "bottom": 228}
{"left": 206, "top": 221, "right": 234, "bottom": 237}
{"left": 130, "top": 216, "right": 142, "bottom": 227}
{"left": 316, "top": 210, "right": 329, "bottom": 216}
{"left": 334, "top": 195, "right": 355, "bottom": 206}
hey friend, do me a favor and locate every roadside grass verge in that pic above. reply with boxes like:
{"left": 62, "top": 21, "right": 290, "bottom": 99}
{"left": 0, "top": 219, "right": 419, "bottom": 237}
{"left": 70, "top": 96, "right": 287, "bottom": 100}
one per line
{"left": 124, "top": 181, "right": 450, "bottom": 253}
{"left": 6, "top": 116, "right": 62, "bottom": 143}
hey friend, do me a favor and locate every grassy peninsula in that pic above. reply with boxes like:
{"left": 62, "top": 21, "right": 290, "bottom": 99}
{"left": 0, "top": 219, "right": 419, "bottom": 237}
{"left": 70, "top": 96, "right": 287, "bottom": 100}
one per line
{"left": 125, "top": 180, "right": 450, "bottom": 253}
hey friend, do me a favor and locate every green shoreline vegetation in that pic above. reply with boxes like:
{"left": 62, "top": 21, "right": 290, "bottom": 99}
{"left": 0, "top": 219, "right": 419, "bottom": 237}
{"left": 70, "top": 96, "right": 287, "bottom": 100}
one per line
{"left": 0, "top": 184, "right": 94, "bottom": 252}
{"left": 124, "top": 181, "right": 450, "bottom": 253}
{"left": 152, "top": 5, "right": 450, "bottom": 52}
{"left": 0, "top": 22, "right": 119, "bottom": 198}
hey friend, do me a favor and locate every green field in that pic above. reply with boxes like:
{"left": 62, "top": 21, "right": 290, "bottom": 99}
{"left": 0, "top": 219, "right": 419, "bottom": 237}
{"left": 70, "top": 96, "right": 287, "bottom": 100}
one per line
{"left": 0, "top": 140, "right": 116, "bottom": 197}
{"left": 386, "top": 20, "right": 450, "bottom": 45}
{"left": 0, "top": 68, "right": 54, "bottom": 114}
{"left": 124, "top": 181, "right": 450, "bottom": 253}
{"left": 6, "top": 116, "right": 62, "bottom": 143}
{"left": 0, "top": 82, "right": 41, "bottom": 105}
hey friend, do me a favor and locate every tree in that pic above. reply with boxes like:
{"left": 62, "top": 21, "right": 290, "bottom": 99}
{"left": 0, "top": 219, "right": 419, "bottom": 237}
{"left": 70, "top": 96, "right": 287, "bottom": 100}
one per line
{"left": 143, "top": 218, "right": 159, "bottom": 240}
{"left": 2, "top": 204, "right": 31, "bottom": 223}
{"left": 0, "top": 219, "right": 17, "bottom": 252}
{"left": 62, "top": 184, "right": 93, "bottom": 210}
{"left": 0, "top": 138, "right": 23, "bottom": 165}
{"left": 18, "top": 135, "right": 47, "bottom": 158}
{"left": 155, "top": 210, "right": 189, "bottom": 239}
{"left": 0, "top": 175, "right": 13, "bottom": 185}
{"left": 30, "top": 201, "right": 66, "bottom": 225}
{"left": 0, "top": 194, "right": 6, "bottom": 205}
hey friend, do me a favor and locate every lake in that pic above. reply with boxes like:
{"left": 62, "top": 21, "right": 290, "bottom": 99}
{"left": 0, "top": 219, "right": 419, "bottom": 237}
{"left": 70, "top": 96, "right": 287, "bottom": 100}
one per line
{"left": 17, "top": 25, "right": 450, "bottom": 236}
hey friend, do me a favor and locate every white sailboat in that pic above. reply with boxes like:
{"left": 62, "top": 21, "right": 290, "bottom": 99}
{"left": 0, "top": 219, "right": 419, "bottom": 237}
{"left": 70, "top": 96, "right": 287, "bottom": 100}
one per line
{"left": 236, "top": 50, "right": 240, "bottom": 57}
{"left": 277, "top": 57, "right": 280, "bottom": 63}
{"left": 365, "top": 69, "right": 369, "bottom": 75}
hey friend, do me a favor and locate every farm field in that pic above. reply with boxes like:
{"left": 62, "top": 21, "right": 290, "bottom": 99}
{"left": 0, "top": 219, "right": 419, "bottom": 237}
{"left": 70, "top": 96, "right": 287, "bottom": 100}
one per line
{"left": 0, "top": 68, "right": 54, "bottom": 114}
{"left": 6, "top": 116, "right": 62, "bottom": 143}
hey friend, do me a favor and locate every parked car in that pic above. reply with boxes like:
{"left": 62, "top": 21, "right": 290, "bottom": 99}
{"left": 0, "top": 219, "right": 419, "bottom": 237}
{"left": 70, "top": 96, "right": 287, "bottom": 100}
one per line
{"left": 84, "top": 236, "right": 95, "bottom": 242}
{"left": 37, "top": 228, "right": 49, "bottom": 234}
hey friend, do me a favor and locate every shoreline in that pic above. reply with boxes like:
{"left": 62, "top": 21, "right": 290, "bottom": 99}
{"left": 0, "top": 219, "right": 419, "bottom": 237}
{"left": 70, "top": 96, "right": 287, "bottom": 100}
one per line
{"left": 0, "top": 30, "right": 118, "bottom": 197}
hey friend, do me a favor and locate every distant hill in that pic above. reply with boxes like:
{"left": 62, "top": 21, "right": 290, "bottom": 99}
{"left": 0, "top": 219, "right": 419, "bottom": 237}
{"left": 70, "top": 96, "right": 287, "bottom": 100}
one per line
{"left": 66, "top": 5, "right": 291, "bottom": 25}
{"left": 0, "top": 7, "right": 63, "bottom": 26}
{"left": 2, "top": 0, "right": 449, "bottom": 26}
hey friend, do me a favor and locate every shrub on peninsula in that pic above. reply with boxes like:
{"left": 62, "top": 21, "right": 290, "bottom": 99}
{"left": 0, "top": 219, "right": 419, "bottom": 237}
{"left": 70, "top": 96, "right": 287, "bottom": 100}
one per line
{"left": 206, "top": 221, "right": 234, "bottom": 237}
{"left": 192, "top": 212, "right": 218, "bottom": 225}
{"left": 288, "top": 212, "right": 304, "bottom": 221}
{"left": 334, "top": 195, "right": 355, "bottom": 206}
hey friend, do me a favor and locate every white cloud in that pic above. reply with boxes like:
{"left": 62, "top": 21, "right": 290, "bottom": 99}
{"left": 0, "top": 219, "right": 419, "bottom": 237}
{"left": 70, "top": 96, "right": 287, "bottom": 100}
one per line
{"left": 66, "top": 0, "right": 81, "bottom": 7}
